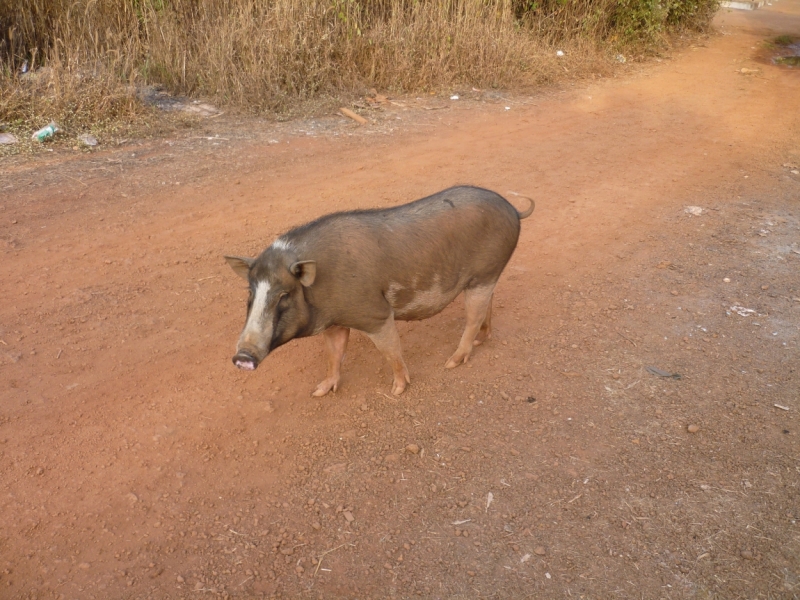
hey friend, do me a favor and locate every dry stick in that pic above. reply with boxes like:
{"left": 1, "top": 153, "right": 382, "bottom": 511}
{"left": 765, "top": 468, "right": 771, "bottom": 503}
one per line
{"left": 65, "top": 174, "right": 88, "bottom": 187}
{"left": 616, "top": 330, "right": 637, "bottom": 347}
{"left": 314, "top": 543, "right": 349, "bottom": 577}
{"left": 339, "top": 108, "right": 367, "bottom": 125}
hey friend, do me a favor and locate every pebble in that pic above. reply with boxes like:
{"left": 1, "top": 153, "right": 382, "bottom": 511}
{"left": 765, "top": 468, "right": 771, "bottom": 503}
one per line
{"left": 510, "top": 449, "right": 520, "bottom": 456}
{"left": 534, "top": 546, "right": 546, "bottom": 556}
{"left": 177, "top": 575, "right": 185, "bottom": 583}
{"left": 343, "top": 511, "right": 355, "bottom": 522}
{"left": 723, "top": 277, "right": 731, "bottom": 283}
{"left": 312, "top": 521, "right": 321, "bottom": 530}
{"left": 78, "top": 562, "right": 91, "bottom": 569}
{"left": 687, "top": 424, "right": 700, "bottom": 433}
{"left": 740, "top": 549, "right": 754, "bottom": 560}
{"left": 761, "top": 284, "right": 769, "bottom": 291}
{"left": 670, "top": 290, "right": 679, "bottom": 296}
{"left": 384, "top": 453, "right": 400, "bottom": 463}
{"left": 264, "top": 401, "right": 275, "bottom": 413}
{"left": 499, "top": 391, "right": 509, "bottom": 400}
{"left": 405, "top": 444, "right": 420, "bottom": 454}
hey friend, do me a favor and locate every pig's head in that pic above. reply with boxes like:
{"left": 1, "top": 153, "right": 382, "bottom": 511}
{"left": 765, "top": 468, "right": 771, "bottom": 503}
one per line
{"left": 224, "top": 248, "right": 316, "bottom": 371}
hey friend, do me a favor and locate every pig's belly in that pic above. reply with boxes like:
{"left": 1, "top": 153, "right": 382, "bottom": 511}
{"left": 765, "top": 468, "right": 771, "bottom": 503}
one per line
{"left": 387, "top": 283, "right": 463, "bottom": 321}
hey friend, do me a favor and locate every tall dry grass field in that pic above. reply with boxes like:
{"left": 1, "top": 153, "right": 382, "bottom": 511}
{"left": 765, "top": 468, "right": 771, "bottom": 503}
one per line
{"left": 0, "top": 0, "right": 717, "bottom": 130}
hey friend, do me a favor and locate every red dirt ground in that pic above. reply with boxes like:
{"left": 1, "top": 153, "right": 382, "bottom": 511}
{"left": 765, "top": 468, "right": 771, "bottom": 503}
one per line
{"left": 1, "top": 4, "right": 799, "bottom": 599}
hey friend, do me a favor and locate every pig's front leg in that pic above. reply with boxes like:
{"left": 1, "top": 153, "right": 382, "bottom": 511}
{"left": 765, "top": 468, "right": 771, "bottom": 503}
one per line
{"left": 366, "top": 314, "right": 411, "bottom": 395}
{"left": 312, "top": 326, "right": 350, "bottom": 397}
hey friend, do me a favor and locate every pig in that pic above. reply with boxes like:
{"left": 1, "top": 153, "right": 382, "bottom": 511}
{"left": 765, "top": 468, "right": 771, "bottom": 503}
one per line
{"left": 224, "top": 185, "right": 534, "bottom": 396}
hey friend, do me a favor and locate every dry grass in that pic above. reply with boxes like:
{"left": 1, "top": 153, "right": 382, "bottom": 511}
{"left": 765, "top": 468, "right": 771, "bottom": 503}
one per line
{"left": 0, "top": 0, "right": 716, "bottom": 134}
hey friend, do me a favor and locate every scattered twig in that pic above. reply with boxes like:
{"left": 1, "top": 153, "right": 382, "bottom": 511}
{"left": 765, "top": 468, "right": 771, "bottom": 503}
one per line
{"left": 56, "top": 348, "right": 62, "bottom": 359}
{"left": 236, "top": 576, "right": 252, "bottom": 587}
{"left": 64, "top": 174, "right": 88, "bottom": 187}
{"left": 314, "top": 543, "right": 350, "bottom": 577}
{"left": 567, "top": 494, "right": 582, "bottom": 504}
{"left": 774, "top": 404, "right": 789, "bottom": 411}
{"left": 340, "top": 108, "right": 367, "bottom": 125}
{"left": 616, "top": 330, "right": 637, "bottom": 347}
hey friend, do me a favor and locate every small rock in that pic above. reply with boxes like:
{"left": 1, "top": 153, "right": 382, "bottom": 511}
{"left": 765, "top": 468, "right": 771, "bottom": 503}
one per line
{"left": 405, "top": 444, "right": 420, "bottom": 454}
{"left": 312, "top": 521, "right": 321, "bottom": 530}
{"left": 295, "top": 565, "right": 304, "bottom": 574}
{"left": 534, "top": 546, "right": 546, "bottom": 556}
{"left": 510, "top": 449, "right": 520, "bottom": 456}
{"left": 723, "top": 277, "right": 731, "bottom": 283}
{"left": 740, "top": 549, "right": 753, "bottom": 560}
{"left": 78, "top": 562, "right": 91, "bottom": 570}
{"left": 343, "top": 511, "right": 355, "bottom": 522}
{"left": 126, "top": 492, "right": 139, "bottom": 504}
{"left": 670, "top": 290, "right": 679, "bottom": 296}
{"left": 499, "top": 391, "right": 509, "bottom": 400}
{"left": 556, "top": 50, "right": 565, "bottom": 57}
{"left": 177, "top": 575, "right": 185, "bottom": 583}
{"left": 761, "top": 285, "right": 769, "bottom": 291}
{"left": 78, "top": 133, "right": 98, "bottom": 147}
{"left": 687, "top": 424, "right": 700, "bottom": 433}
{"left": 0, "top": 133, "right": 18, "bottom": 145}
{"left": 264, "top": 401, "right": 275, "bottom": 413}
{"left": 384, "top": 453, "right": 400, "bottom": 463}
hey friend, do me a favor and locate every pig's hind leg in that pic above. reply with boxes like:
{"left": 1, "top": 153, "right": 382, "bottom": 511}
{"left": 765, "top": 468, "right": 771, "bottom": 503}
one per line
{"left": 312, "top": 326, "right": 350, "bottom": 397}
{"left": 473, "top": 294, "right": 493, "bottom": 346}
{"left": 445, "top": 284, "right": 495, "bottom": 369}
{"left": 365, "top": 314, "right": 411, "bottom": 396}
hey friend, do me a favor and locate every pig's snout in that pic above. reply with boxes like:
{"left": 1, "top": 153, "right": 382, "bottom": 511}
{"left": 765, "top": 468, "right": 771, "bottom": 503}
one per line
{"left": 233, "top": 350, "right": 260, "bottom": 371}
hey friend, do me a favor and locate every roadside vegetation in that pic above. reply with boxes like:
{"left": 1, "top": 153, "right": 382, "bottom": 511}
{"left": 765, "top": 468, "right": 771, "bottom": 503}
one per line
{"left": 0, "top": 0, "right": 718, "bottom": 138}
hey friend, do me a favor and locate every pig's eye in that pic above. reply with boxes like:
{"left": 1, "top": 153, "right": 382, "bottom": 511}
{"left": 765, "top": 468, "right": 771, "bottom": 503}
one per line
{"left": 278, "top": 292, "right": 289, "bottom": 302}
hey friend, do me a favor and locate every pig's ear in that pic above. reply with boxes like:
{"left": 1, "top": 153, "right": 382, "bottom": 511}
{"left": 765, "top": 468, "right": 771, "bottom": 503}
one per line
{"left": 290, "top": 260, "right": 316, "bottom": 287}
{"left": 224, "top": 256, "right": 254, "bottom": 280}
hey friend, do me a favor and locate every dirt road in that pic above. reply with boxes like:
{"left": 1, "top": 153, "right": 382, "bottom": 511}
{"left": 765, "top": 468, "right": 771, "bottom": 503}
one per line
{"left": 1, "top": 3, "right": 799, "bottom": 599}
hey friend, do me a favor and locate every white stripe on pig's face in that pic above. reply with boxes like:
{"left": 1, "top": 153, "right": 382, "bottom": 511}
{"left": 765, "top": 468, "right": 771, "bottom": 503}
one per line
{"left": 234, "top": 280, "right": 273, "bottom": 369}
{"left": 228, "top": 247, "right": 316, "bottom": 371}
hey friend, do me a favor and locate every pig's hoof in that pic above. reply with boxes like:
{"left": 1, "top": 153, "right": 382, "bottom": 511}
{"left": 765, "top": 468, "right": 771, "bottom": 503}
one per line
{"left": 445, "top": 353, "right": 469, "bottom": 369}
{"left": 312, "top": 378, "right": 338, "bottom": 397}
{"left": 391, "top": 380, "right": 407, "bottom": 395}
